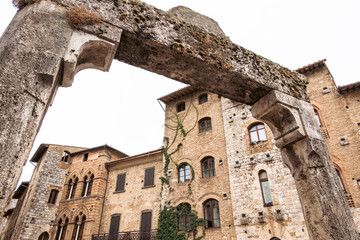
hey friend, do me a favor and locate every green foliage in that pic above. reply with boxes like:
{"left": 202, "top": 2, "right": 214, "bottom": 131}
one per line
{"left": 156, "top": 204, "right": 205, "bottom": 240}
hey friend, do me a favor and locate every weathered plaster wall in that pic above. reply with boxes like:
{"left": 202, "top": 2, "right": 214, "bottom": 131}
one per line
{"left": 221, "top": 99, "right": 309, "bottom": 239}
{"left": 100, "top": 150, "right": 163, "bottom": 234}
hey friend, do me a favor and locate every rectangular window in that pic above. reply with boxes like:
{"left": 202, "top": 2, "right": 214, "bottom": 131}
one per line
{"left": 144, "top": 167, "right": 155, "bottom": 187}
{"left": 109, "top": 214, "right": 121, "bottom": 237}
{"left": 83, "top": 153, "right": 89, "bottom": 162}
{"left": 357, "top": 180, "right": 360, "bottom": 187}
{"left": 115, "top": 173, "right": 126, "bottom": 192}
{"left": 140, "top": 212, "right": 152, "bottom": 239}
{"left": 48, "top": 189, "right": 59, "bottom": 204}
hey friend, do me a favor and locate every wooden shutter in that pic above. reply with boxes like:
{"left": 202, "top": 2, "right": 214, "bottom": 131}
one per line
{"left": 140, "top": 212, "right": 152, "bottom": 240}
{"left": 144, "top": 167, "right": 155, "bottom": 187}
{"left": 115, "top": 173, "right": 126, "bottom": 192}
{"left": 109, "top": 215, "right": 121, "bottom": 239}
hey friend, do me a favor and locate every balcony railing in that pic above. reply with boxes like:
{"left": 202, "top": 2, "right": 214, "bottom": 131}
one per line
{"left": 92, "top": 230, "right": 157, "bottom": 240}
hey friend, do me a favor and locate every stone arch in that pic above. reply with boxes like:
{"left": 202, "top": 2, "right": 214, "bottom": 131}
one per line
{"left": 81, "top": 167, "right": 96, "bottom": 179}
{"left": 173, "top": 197, "right": 195, "bottom": 206}
{"left": 72, "top": 206, "right": 90, "bottom": 223}
{"left": 198, "top": 192, "right": 222, "bottom": 203}
{"left": 67, "top": 171, "right": 81, "bottom": 182}
{"left": 55, "top": 207, "right": 71, "bottom": 223}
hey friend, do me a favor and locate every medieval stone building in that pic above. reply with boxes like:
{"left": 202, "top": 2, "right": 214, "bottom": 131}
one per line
{"left": 1, "top": 60, "right": 359, "bottom": 240}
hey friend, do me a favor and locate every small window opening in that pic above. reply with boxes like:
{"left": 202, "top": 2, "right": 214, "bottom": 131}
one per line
{"left": 83, "top": 153, "right": 89, "bottom": 162}
{"left": 357, "top": 179, "right": 360, "bottom": 187}
{"left": 198, "top": 94, "right": 208, "bottom": 104}
{"left": 276, "top": 210, "right": 281, "bottom": 214}
{"left": 199, "top": 117, "right": 212, "bottom": 133}
{"left": 241, "top": 214, "right": 246, "bottom": 218}
{"left": 48, "top": 189, "right": 59, "bottom": 204}
{"left": 258, "top": 212, "right": 263, "bottom": 216}
{"left": 176, "top": 102, "right": 185, "bottom": 112}
{"left": 61, "top": 151, "right": 70, "bottom": 162}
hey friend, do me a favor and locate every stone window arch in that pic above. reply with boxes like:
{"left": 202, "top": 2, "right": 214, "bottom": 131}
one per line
{"left": 81, "top": 172, "right": 94, "bottom": 197}
{"left": 198, "top": 93, "right": 208, "bottom": 104}
{"left": 61, "top": 151, "right": 70, "bottom": 162}
{"left": 270, "top": 237, "right": 281, "bottom": 240}
{"left": 55, "top": 216, "right": 69, "bottom": 240}
{"left": 259, "top": 170, "right": 273, "bottom": 207}
{"left": 249, "top": 123, "right": 267, "bottom": 144}
{"left": 38, "top": 232, "right": 49, "bottom": 240}
{"left": 313, "top": 106, "right": 323, "bottom": 127}
{"left": 71, "top": 214, "right": 86, "bottom": 240}
{"left": 177, "top": 202, "right": 191, "bottom": 231}
{"left": 199, "top": 117, "right": 212, "bottom": 133}
{"left": 66, "top": 176, "right": 79, "bottom": 199}
{"left": 335, "top": 167, "right": 347, "bottom": 193}
{"left": 201, "top": 157, "right": 215, "bottom": 178}
{"left": 178, "top": 163, "right": 191, "bottom": 183}
{"left": 203, "top": 199, "right": 220, "bottom": 228}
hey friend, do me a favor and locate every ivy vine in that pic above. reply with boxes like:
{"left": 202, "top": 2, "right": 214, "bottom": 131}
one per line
{"left": 157, "top": 100, "right": 205, "bottom": 239}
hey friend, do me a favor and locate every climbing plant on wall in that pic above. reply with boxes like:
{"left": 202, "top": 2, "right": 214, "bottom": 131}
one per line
{"left": 157, "top": 100, "right": 205, "bottom": 240}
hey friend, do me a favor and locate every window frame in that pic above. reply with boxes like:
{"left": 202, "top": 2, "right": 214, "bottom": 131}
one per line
{"left": 176, "top": 102, "right": 186, "bottom": 113}
{"left": 198, "top": 93, "right": 208, "bottom": 105}
{"left": 61, "top": 151, "right": 70, "bottom": 162}
{"left": 143, "top": 167, "right": 155, "bottom": 188}
{"left": 48, "top": 189, "right": 59, "bottom": 204}
{"left": 115, "top": 173, "right": 126, "bottom": 192}
{"left": 259, "top": 170, "right": 273, "bottom": 207}
{"left": 249, "top": 123, "right": 267, "bottom": 144}
{"left": 38, "top": 232, "right": 49, "bottom": 240}
{"left": 335, "top": 168, "right": 347, "bottom": 193}
{"left": 357, "top": 179, "right": 360, "bottom": 188}
{"left": 199, "top": 117, "right": 212, "bottom": 133}
{"left": 203, "top": 199, "right": 221, "bottom": 229}
{"left": 201, "top": 157, "right": 215, "bottom": 178}
{"left": 178, "top": 163, "right": 191, "bottom": 183}
{"left": 177, "top": 203, "right": 191, "bottom": 231}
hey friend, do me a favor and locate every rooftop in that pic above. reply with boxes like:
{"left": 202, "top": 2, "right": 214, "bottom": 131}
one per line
{"left": 295, "top": 59, "right": 327, "bottom": 74}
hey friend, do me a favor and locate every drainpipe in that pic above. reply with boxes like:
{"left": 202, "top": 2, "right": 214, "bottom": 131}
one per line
{"left": 98, "top": 161, "right": 110, "bottom": 235}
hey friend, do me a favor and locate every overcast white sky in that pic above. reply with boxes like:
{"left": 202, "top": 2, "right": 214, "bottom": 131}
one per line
{"left": 1, "top": 0, "right": 359, "bottom": 182}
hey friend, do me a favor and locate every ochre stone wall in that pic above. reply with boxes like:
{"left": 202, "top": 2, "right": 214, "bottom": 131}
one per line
{"left": 162, "top": 90, "right": 235, "bottom": 240}
{"left": 100, "top": 150, "right": 163, "bottom": 234}
{"left": 305, "top": 65, "right": 360, "bottom": 208}
{"left": 55, "top": 147, "right": 127, "bottom": 240}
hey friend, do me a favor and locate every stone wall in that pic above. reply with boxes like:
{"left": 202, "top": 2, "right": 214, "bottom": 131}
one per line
{"left": 221, "top": 98, "right": 309, "bottom": 239}
{"left": 0, "top": 144, "right": 85, "bottom": 240}
{"left": 161, "top": 89, "right": 235, "bottom": 240}
{"left": 304, "top": 64, "right": 360, "bottom": 208}
{"left": 100, "top": 150, "right": 163, "bottom": 234}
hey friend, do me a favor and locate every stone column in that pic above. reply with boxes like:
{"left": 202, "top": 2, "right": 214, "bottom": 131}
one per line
{"left": 251, "top": 90, "right": 359, "bottom": 240}
{"left": 0, "top": 1, "right": 121, "bottom": 216}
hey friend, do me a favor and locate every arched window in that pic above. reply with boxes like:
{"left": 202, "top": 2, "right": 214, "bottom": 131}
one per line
{"left": 82, "top": 174, "right": 94, "bottom": 197}
{"left": 71, "top": 215, "right": 86, "bottom": 240}
{"left": 65, "top": 179, "right": 72, "bottom": 199}
{"left": 335, "top": 169, "right": 346, "bottom": 193}
{"left": 259, "top": 170, "right": 273, "bottom": 207}
{"left": 55, "top": 217, "right": 69, "bottom": 240}
{"left": 203, "top": 199, "right": 220, "bottom": 228}
{"left": 198, "top": 94, "right": 208, "bottom": 104}
{"left": 178, "top": 164, "right": 191, "bottom": 183}
{"left": 199, "top": 117, "right": 212, "bottom": 133}
{"left": 61, "top": 151, "right": 70, "bottom": 162}
{"left": 201, "top": 157, "right": 215, "bottom": 178}
{"left": 38, "top": 232, "right": 49, "bottom": 240}
{"left": 249, "top": 123, "right": 267, "bottom": 143}
{"left": 270, "top": 238, "right": 281, "bottom": 240}
{"left": 176, "top": 102, "right": 185, "bottom": 112}
{"left": 177, "top": 203, "right": 191, "bottom": 231}
{"left": 66, "top": 177, "right": 78, "bottom": 199}
{"left": 314, "top": 109, "right": 322, "bottom": 127}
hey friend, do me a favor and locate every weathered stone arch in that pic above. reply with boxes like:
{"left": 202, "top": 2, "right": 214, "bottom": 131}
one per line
{"left": 0, "top": 1, "right": 358, "bottom": 239}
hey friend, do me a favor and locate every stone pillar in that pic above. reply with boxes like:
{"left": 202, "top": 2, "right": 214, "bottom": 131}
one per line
{"left": 0, "top": 1, "right": 121, "bottom": 216}
{"left": 251, "top": 90, "right": 359, "bottom": 240}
